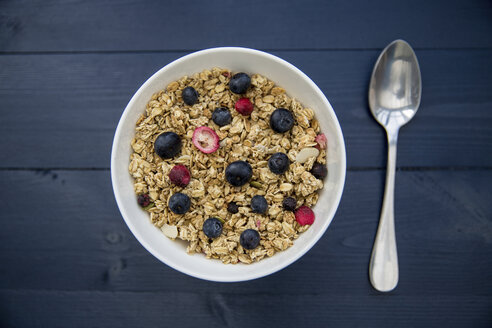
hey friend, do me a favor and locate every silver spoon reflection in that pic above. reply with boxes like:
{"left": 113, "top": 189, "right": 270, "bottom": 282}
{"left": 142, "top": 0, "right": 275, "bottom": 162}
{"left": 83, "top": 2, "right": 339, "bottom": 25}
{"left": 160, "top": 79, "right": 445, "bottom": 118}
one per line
{"left": 368, "top": 40, "right": 422, "bottom": 292}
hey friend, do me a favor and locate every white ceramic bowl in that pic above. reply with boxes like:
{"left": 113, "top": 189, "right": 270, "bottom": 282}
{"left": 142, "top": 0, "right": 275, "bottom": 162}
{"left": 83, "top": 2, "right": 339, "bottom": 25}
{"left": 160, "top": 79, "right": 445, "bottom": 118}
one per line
{"left": 111, "top": 47, "right": 346, "bottom": 282}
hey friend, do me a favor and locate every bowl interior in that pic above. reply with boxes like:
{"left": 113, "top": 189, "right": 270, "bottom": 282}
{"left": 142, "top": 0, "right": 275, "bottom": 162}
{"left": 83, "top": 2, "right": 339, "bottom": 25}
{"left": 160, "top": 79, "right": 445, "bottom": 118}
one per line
{"left": 111, "top": 47, "right": 346, "bottom": 282}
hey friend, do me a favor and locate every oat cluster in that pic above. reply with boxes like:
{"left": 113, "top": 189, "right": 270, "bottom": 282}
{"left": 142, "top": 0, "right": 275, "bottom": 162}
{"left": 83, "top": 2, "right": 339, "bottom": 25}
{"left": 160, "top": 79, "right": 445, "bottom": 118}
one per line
{"left": 129, "top": 67, "right": 326, "bottom": 264}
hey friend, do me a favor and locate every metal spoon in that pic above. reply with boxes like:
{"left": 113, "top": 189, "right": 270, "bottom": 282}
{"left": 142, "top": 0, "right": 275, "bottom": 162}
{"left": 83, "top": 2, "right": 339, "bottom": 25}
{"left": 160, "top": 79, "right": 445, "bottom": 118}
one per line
{"left": 368, "top": 40, "right": 421, "bottom": 292}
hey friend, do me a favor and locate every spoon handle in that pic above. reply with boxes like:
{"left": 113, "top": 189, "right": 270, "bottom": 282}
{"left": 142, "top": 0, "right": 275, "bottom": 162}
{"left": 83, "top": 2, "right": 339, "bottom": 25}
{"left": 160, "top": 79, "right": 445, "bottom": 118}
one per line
{"left": 369, "top": 128, "right": 399, "bottom": 292}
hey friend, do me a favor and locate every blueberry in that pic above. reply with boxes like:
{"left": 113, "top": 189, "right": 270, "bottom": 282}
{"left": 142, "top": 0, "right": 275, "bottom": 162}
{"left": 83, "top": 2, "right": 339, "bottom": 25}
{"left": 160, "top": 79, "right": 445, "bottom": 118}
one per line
{"left": 182, "top": 86, "right": 199, "bottom": 105}
{"left": 240, "top": 229, "right": 260, "bottom": 250}
{"left": 270, "top": 108, "right": 294, "bottom": 133}
{"left": 229, "top": 72, "right": 251, "bottom": 94}
{"left": 202, "top": 218, "right": 223, "bottom": 238}
{"left": 227, "top": 202, "right": 239, "bottom": 214}
{"left": 268, "top": 152, "right": 290, "bottom": 174}
{"left": 168, "top": 192, "right": 191, "bottom": 214}
{"left": 311, "top": 162, "right": 327, "bottom": 179}
{"left": 282, "top": 197, "right": 297, "bottom": 211}
{"left": 225, "top": 161, "right": 252, "bottom": 186}
{"left": 212, "top": 107, "right": 232, "bottom": 127}
{"left": 251, "top": 195, "right": 268, "bottom": 214}
{"left": 154, "top": 132, "right": 182, "bottom": 159}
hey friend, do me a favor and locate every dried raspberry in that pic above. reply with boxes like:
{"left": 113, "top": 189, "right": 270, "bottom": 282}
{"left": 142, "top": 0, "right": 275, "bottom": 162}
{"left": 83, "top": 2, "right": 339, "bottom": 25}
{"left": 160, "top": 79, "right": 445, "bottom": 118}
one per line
{"left": 192, "top": 126, "right": 220, "bottom": 153}
{"left": 310, "top": 162, "right": 327, "bottom": 180}
{"left": 168, "top": 165, "right": 191, "bottom": 187}
{"left": 315, "top": 133, "right": 327, "bottom": 150}
{"left": 137, "top": 194, "right": 151, "bottom": 207}
{"left": 235, "top": 98, "right": 254, "bottom": 116}
{"left": 295, "top": 206, "right": 315, "bottom": 226}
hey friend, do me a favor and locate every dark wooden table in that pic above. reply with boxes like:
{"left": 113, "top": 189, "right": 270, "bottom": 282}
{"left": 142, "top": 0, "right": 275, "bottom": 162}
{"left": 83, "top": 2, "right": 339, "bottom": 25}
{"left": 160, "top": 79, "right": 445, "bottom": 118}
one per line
{"left": 1, "top": 0, "right": 492, "bottom": 327}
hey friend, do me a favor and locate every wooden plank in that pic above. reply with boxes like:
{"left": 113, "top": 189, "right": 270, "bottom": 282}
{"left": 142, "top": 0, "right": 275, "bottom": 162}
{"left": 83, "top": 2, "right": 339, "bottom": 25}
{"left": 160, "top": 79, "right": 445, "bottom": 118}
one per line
{"left": 0, "top": 170, "right": 491, "bottom": 296}
{"left": 1, "top": 0, "right": 492, "bottom": 52}
{"left": 0, "top": 50, "right": 491, "bottom": 168}
{"left": 1, "top": 290, "right": 491, "bottom": 328}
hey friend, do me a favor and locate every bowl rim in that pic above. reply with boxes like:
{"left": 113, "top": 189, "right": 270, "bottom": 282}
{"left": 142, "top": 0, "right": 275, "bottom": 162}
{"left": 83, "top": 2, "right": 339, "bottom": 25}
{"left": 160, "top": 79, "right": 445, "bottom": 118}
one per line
{"left": 111, "top": 47, "right": 346, "bottom": 282}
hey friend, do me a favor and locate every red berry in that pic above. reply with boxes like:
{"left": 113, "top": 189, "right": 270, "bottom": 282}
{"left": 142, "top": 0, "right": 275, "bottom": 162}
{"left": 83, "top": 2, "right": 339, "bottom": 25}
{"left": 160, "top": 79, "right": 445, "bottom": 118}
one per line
{"left": 192, "top": 126, "right": 220, "bottom": 153}
{"left": 295, "top": 206, "right": 315, "bottom": 226}
{"left": 315, "top": 133, "right": 327, "bottom": 150}
{"left": 235, "top": 98, "right": 254, "bottom": 116}
{"left": 310, "top": 162, "right": 327, "bottom": 180}
{"left": 137, "top": 194, "right": 151, "bottom": 207}
{"left": 168, "top": 165, "right": 191, "bottom": 187}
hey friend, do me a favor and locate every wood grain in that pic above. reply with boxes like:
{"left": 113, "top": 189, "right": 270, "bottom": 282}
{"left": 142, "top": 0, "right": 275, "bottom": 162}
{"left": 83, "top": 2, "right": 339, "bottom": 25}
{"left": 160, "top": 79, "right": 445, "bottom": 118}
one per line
{"left": 0, "top": 170, "right": 490, "bottom": 297}
{"left": 1, "top": 0, "right": 492, "bottom": 52}
{"left": 1, "top": 290, "right": 491, "bottom": 328}
{"left": 1, "top": 0, "right": 492, "bottom": 326}
{"left": 0, "top": 50, "right": 491, "bottom": 168}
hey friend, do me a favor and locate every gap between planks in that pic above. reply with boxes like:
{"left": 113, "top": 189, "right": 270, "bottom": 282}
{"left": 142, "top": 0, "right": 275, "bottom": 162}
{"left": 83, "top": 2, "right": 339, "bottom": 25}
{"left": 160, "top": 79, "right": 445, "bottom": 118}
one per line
{"left": 0, "top": 167, "right": 491, "bottom": 172}
{"left": 0, "top": 288, "right": 326, "bottom": 296}
{"left": 1, "top": 47, "right": 492, "bottom": 56}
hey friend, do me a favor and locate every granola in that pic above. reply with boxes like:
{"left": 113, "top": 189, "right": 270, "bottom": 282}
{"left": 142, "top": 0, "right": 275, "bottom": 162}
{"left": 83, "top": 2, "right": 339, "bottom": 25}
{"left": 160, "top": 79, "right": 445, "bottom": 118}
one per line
{"left": 129, "top": 68, "right": 327, "bottom": 264}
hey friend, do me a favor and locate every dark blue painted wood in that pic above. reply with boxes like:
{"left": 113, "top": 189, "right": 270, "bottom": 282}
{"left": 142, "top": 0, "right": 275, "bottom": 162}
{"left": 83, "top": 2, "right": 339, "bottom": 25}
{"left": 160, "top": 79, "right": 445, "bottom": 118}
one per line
{"left": 0, "top": 50, "right": 491, "bottom": 168}
{"left": 1, "top": 290, "right": 491, "bottom": 328}
{"left": 1, "top": 0, "right": 492, "bottom": 327}
{"left": 1, "top": 0, "right": 492, "bottom": 52}
{"left": 0, "top": 171, "right": 491, "bottom": 319}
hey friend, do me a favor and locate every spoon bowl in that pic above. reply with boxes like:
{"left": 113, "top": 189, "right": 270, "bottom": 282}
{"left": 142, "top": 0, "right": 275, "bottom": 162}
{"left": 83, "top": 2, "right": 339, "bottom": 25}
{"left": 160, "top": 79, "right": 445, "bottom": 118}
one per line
{"left": 369, "top": 40, "right": 421, "bottom": 129}
{"left": 368, "top": 40, "right": 421, "bottom": 292}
